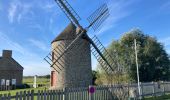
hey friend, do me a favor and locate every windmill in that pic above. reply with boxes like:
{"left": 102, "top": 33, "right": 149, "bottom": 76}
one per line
{"left": 44, "top": 0, "right": 116, "bottom": 89}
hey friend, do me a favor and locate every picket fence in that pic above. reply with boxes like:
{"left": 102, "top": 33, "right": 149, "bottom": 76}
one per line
{"left": 0, "top": 81, "right": 170, "bottom": 100}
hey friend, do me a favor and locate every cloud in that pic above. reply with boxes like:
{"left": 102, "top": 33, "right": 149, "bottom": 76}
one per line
{"left": 8, "top": 0, "right": 20, "bottom": 23}
{"left": 29, "top": 39, "right": 48, "bottom": 51}
{"left": 96, "top": 0, "right": 138, "bottom": 35}
{"left": 0, "top": 31, "right": 38, "bottom": 57}
{"left": 0, "top": 31, "right": 50, "bottom": 76}
{"left": 7, "top": 0, "right": 34, "bottom": 24}
{"left": 41, "top": 3, "right": 56, "bottom": 12}
{"left": 17, "top": 4, "right": 33, "bottom": 23}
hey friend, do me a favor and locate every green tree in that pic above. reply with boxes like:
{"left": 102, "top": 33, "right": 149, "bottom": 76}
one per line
{"left": 97, "top": 29, "right": 170, "bottom": 83}
{"left": 92, "top": 70, "right": 97, "bottom": 85}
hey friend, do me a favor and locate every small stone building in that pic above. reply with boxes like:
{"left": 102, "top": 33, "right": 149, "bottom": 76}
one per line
{"left": 0, "top": 50, "right": 23, "bottom": 86}
{"left": 50, "top": 23, "right": 92, "bottom": 89}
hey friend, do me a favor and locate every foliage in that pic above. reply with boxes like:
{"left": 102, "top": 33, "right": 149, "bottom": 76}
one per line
{"left": 97, "top": 29, "right": 170, "bottom": 83}
{"left": 92, "top": 70, "right": 97, "bottom": 85}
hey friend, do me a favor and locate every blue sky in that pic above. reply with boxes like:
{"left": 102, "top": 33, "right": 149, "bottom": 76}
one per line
{"left": 0, "top": 0, "right": 170, "bottom": 76}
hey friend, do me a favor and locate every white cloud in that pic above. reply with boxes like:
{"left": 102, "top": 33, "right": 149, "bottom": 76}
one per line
{"left": 96, "top": 0, "right": 138, "bottom": 35}
{"left": 8, "top": 0, "right": 20, "bottom": 23}
{"left": 0, "top": 31, "right": 50, "bottom": 76}
{"left": 29, "top": 39, "right": 48, "bottom": 51}
{"left": 0, "top": 31, "right": 38, "bottom": 58}
{"left": 7, "top": 0, "right": 34, "bottom": 24}
{"left": 42, "top": 3, "right": 56, "bottom": 11}
{"left": 17, "top": 4, "right": 33, "bottom": 23}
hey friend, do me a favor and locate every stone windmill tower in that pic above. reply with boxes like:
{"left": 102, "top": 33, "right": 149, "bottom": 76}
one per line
{"left": 50, "top": 23, "right": 92, "bottom": 88}
{"left": 45, "top": 0, "right": 116, "bottom": 89}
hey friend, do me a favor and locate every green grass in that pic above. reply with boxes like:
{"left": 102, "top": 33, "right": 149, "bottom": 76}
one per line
{"left": 0, "top": 77, "right": 50, "bottom": 96}
{"left": 0, "top": 87, "right": 47, "bottom": 96}
{"left": 23, "top": 77, "right": 50, "bottom": 85}
{"left": 142, "top": 94, "right": 170, "bottom": 100}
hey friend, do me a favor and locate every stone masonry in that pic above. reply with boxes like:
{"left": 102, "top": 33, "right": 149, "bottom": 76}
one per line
{"left": 50, "top": 23, "right": 92, "bottom": 89}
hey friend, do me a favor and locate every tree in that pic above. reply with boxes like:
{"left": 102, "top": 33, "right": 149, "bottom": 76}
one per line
{"left": 92, "top": 70, "right": 97, "bottom": 85}
{"left": 97, "top": 29, "right": 170, "bottom": 83}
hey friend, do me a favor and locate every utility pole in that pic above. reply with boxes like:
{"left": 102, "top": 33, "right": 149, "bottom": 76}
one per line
{"left": 134, "top": 39, "right": 141, "bottom": 99}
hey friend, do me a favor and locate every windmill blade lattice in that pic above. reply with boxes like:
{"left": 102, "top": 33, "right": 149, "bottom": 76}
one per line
{"left": 87, "top": 4, "right": 109, "bottom": 31}
{"left": 44, "top": 42, "right": 66, "bottom": 73}
{"left": 51, "top": 0, "right": 114, "bottom": 74}
{"left": 45, "top": 0, "right": 119, "bottom": 88}
{"left": 55, "top": 0, "right": 81, "bottom": 27}
{"left": 88, "top": 35, "right": 116, "bottom": 74}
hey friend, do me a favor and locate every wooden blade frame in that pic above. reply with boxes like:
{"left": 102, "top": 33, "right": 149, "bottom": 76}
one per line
{"left": 45, "top": 0, "right": 113, "bottom": 74}
{"left": 55, "top": 0, "right": 81, "bottom": 27}
{"left": 87, "top": 4, "right": 109, "bottom": 31}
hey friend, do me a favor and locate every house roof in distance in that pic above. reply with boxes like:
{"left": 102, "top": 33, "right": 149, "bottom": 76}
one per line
{"left": 0, "top": 50, "right": 23, "bottom": 71}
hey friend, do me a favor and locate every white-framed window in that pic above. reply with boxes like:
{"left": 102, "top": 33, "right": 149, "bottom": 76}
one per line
{"left": 12, "top": 79, "right": 16, "bottom": 85}
{"left": 1, "top": 79, "right": 5, "bottom": 85}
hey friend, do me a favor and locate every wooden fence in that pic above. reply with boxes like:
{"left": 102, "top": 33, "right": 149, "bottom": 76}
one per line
{"left": 0, "top": 81, "right": 170, "bottom": 100}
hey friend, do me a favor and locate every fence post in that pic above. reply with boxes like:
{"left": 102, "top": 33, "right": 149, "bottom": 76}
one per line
{"left": 31, "top": 90, "right": 34, "bottom": 100}
{"left": 162, "top": 81, "right": 165, "bottom": 95}
{"left": 19, "top": 91, "right": 23, "bottom": 100}
{"left": 140, "top": 82, "right": 144, "bottom": 99}
{"left": 0, "top": 94, "right": 2, "bottom": 100}
{"left": 63, "top": 87, "right": 67, "bottom": 100}
{"left": 7, "top": 93, "right": 11, "bottom": 100}
{"left": 89, "top": 85, "right": 95, "bottom": 100}
{"left": 152, "top": 82, "right": 155, "bottom": 97}
{"left": 16, "top": 92, "right": 19, "bottom": 100}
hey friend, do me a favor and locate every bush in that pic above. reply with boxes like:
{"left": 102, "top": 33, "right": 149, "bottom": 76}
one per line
{"left": 16, "top": 84, "right": 31, "bottom": 89}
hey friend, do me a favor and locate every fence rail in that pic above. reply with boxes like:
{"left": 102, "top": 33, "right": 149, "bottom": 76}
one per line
{"left": 0, "top": 81, "right": 170, "bottom": 100}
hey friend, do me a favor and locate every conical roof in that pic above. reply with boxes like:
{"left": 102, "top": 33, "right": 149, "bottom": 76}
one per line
{"left": 51, "top": 23, "right": 76, "bottom": 43}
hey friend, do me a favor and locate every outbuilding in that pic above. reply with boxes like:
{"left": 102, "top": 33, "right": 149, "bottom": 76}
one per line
{"left": 0, "top": 50, "right": 23, "bottom": 86}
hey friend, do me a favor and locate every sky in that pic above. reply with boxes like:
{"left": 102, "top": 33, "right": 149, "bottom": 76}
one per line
{"left": 0, "top": 0, "right": 170, "bottom": 76}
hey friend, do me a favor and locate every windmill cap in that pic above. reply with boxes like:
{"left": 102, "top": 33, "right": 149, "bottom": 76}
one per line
{"left": 51, "top": 23, "right": 76, "bottom": 43}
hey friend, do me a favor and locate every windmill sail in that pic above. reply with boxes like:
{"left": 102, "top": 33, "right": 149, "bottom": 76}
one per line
{"left": 46, "top": 1, "right": 114, "bottom": 73}
{"left": 90, "top": 35, "right": 116, "bottom": 74}
{"left": 55, "top": 0, "right": 81, "bottom": 27}
{"left": 45, "top": 0, "right": 116, "bottom": 88}
{"left": 87, "top": 4, "right": 109, "bottom": 31}
{"left": 48, "top": 2, "right": 110, "bottom": 69}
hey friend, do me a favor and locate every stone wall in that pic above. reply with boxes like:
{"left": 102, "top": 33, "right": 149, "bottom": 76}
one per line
{"left": 51, "top": 37, "right": 92, "bottom": 89}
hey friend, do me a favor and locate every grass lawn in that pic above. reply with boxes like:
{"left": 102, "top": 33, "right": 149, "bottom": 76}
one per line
{"left": 142, "top": 94, "right": 170, "bottom": 100}
{"left": 0, "top": 87, "right": 48, "bottom": 96}
{"left": 23, "top": 77, "right": 50, "bottom": 85}
{"left": 0, "top": 77, "right": 50, "bottom": 96}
